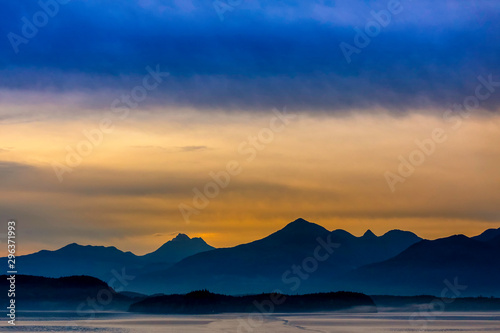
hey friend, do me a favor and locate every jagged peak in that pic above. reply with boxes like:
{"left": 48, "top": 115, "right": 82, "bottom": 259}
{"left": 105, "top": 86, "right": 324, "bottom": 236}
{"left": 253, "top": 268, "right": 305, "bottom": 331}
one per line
{"left": 293, "top": 218, "right": 308, "bottom": 223}
{"left": 362, "top": 229, "right": 377, "bottom": 238}
{"left": 172, "top": 233, "right": 191, "bottom": 242}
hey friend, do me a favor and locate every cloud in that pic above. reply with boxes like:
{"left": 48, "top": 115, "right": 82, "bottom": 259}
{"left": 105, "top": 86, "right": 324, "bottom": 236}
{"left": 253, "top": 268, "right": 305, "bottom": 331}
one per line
{"left": 178, "top": 145, "right": 208, "bottom": 152}
{"left": 0, "top": 160, "right": 34, "bottom": 174}
{"left": 130, "top": 145, "right": 169, "bottom": 150}
{"left": 130, "top": 145, "right": 209, "bottom": 152}
{"left": 1, "top": 1, "right": 499, "bottom": 253}
{"left": 0, "top": 1, "right": 499, "bottom": 113}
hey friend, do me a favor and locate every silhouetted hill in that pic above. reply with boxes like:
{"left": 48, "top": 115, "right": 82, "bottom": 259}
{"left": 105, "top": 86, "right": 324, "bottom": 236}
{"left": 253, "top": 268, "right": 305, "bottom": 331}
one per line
{"left": 7, "top": 274, "right": 499, "bottom": 313}
{"left": 6, "top": 244, "right": 143, "bottom": 282}
{"left": 129, "top": 290, "right": 376, "bottom": 314}
{"left": 338, "top": 235, "right": 500, "bottom": 296}
{"left": 134, "top": 218, "right": 331, "bottom": 294}
{"left": 142, "top": 233, "right": 215, "bottom": 263}
{"left": 0, "top": 275, "right": 136, "bottom": 310}
{"left": 328, "top": 228, "right": 422, "bottom": 270}
{"left": 473, "top": 227, "right": 500, "bottom": 242}
{"left": 129, "top": 218, "right": 422, "bottom": 294}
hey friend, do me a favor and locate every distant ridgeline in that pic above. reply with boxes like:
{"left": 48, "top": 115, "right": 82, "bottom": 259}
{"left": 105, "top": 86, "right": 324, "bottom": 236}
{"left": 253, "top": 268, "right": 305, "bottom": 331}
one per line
{"left": 128, "top": 290, "right": 376, "bottom": 314}
{"left": 4, "top": 218, "right": 500, "bottom": 296}
{"left": 0, "top": 275, "right": 138, "bottom": 311}
{"left": 0, "top": 275, "right": 375, "bottom": 314}
{"left": 3, "top": 275, "right": 500, "bottom": 314}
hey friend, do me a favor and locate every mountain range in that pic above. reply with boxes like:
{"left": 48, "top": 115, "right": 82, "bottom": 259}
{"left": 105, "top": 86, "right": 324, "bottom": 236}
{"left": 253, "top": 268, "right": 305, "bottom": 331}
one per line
{"left": 130, "top": 218, "right": 422, "bottom": 294}
{"left": 7, "top": 218, "right": 500, "bottom": 297}
{"left": 9, "top": 233, "right": 214, "bottom": 282}
{"left": 337, "top": 233, "right": 500, "bottom": 296}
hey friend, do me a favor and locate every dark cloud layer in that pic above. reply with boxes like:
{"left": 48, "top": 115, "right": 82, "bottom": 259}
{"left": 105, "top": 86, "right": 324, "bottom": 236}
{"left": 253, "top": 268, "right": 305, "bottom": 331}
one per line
{"left": 1, "top": 0, "right": 499, "bottom": 112}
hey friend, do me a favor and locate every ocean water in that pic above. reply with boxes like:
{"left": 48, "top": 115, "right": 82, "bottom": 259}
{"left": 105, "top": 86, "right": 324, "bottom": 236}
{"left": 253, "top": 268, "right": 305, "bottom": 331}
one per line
{"left": 1, "top": 312, "right": 500, "bottom": 332}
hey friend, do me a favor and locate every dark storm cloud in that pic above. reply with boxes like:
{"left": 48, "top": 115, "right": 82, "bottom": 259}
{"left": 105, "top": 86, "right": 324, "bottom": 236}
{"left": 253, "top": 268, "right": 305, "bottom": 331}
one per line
{"left": 1, "top": 0, "right": 499, "bottom": 112}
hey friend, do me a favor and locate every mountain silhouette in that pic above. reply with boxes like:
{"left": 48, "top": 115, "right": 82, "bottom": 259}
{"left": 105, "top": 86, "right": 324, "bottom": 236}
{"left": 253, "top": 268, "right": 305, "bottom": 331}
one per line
{"left": 338, "top": 234, "right": 500, "bottom": 296}
{"left": 129, "top": 290, "right": 376, "bottom": 314}
{"left": 0, "top": 275, "right": 137, "bottom": 310}
{"left": 472, "top": 227, "right": 500, "bottom": 242}
{"left": 129, "top": 218, "right": 421, "bottom": 295}
{"left": 8, "top": 218, "right": 499, "bottom": 297}
{"left": 328, "top": 228, "right": 422, "bottom": 271}
{"left": 142, "top": 233, "right": 214, "bottom": 263}
{"left": 361, "top": 230, "right": 377, "bottom": 239}
{"left": 6, "top": 234, "right": 214, "bottom": 282}
{"left": 8, "top": 275, "right": 500, "bottom": 313}
{"left": 10, "top": 244, "right": 142, "bottom": 282}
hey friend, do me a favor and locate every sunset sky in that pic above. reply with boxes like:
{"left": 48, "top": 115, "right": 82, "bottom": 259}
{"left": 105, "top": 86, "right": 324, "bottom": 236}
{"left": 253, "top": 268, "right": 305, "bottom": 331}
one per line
{"left": 1, "top": 0, "right": 499, "bottom": 255}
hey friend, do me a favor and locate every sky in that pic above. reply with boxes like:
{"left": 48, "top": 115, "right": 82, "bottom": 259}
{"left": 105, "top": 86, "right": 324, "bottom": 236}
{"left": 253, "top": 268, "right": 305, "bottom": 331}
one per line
{"left": 1, "top": 0, "right": 499, "bottom": 255}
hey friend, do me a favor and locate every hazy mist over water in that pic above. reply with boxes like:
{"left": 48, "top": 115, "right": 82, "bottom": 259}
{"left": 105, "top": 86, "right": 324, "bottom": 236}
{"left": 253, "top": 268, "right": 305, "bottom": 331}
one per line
{"left": 1, "top": 312, "right": 500, "bottom": 332}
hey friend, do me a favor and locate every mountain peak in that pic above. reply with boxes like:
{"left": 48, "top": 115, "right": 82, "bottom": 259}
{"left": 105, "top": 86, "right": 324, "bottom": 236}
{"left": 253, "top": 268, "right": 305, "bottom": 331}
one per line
{"left": 362, "top": 230, "right": 377, "bottom": 238}
{"left": 172, "top": 233, "right": 191, "bottom": 242}
{"left": 381, "top": 229, "right": 421, "bottom": 240}
{"left": 143, "top": 234, "right": 215, "bottom": 262}
{"left": 282, "top": 218, "right": 327, "bottom": 232}
{"left": 262, "top": 218, "right": 330, "bottom": 243}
